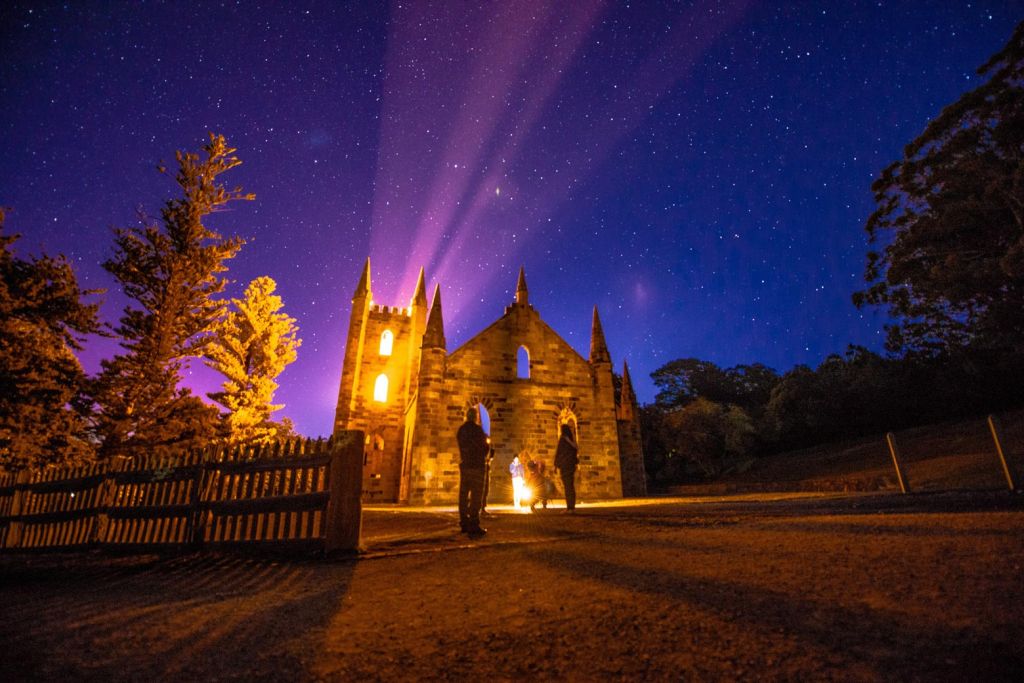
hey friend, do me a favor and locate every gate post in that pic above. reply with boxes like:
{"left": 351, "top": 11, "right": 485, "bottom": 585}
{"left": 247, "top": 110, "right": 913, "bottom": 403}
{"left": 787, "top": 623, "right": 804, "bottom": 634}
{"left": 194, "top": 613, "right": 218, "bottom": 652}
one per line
{"left": 91, "top": 460, "right": 119, "bottom": 545}
{"left": 326, "top": 430, "right": 364, "bottom": 553}
{"left": 186, "top": 447, "right": 215, "bottom": 550}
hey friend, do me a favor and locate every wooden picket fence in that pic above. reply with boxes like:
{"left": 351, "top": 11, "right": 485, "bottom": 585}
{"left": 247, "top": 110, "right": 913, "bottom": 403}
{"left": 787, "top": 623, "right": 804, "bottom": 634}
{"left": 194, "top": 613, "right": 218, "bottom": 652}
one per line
{"left": 0, "top": 432, "right": 363, "bottom": 555}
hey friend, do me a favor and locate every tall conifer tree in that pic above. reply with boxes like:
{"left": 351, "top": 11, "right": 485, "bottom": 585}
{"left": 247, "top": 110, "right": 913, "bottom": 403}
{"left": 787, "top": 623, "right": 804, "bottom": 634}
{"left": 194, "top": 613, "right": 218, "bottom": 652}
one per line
{"left": 0, "top": 209, "right": 101, "bottom": 470}
{"left": 205, "top": 277, "right": 301, "bottom": 445}
{"left": 93, "top": 134, "right": 252, "bottom": 458}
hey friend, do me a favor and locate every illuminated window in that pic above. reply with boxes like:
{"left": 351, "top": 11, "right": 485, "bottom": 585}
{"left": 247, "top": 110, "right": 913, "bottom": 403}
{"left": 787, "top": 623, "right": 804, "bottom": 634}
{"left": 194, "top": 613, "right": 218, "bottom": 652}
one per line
{"left": 379, "top": 329, "right": 394, "bottom": 356}
{"left": 373, "top": 374, "right": 389, "bottom": 403}
{"left": 517, "top": 346, "right": 530, "bottom": 379}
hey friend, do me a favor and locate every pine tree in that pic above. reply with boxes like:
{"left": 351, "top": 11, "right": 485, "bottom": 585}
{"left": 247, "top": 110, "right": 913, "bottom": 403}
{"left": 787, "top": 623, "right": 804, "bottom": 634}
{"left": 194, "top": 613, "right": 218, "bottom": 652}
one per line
{"left": 92, "top": 134, "right": 253, "bottom": 458}
{"left": 0, "top": 208, "right": 101, "bottom": 470}
{"left": 205, "top": 276, "right": 301, "bottom": 445}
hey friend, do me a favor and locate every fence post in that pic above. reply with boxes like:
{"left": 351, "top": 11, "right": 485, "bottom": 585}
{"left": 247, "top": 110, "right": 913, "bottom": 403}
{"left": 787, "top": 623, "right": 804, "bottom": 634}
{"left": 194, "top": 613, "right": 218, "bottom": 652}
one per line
{"left": 987, "top": 415, "right": 1017, "bottom": 492}
{"left": 4, "top": 470, "right": 32, "bottom": 549}
{"left": 326, "top": 430, "right": 364, "bottom": 553}
{"left": 885, "top": 432, "right": 910, "bottom": 494}
{"left": 91, "top": 458, "right": 123, "bottom": 544}
{"left": 188, "top": 446, "right": 221, "bottom": 549}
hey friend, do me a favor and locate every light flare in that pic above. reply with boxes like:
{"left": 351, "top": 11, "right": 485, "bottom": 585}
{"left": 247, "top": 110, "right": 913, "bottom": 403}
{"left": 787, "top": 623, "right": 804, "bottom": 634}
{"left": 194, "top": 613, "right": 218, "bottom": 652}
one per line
{"left": 368, "top": 0, "right": 752, "bottom": 330}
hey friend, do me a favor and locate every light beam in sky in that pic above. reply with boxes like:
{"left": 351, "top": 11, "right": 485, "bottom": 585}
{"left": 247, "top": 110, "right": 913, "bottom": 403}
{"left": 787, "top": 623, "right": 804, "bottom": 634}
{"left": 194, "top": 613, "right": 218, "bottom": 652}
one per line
{"left": 368, "top": 0, "right": 752, "bottom": 330}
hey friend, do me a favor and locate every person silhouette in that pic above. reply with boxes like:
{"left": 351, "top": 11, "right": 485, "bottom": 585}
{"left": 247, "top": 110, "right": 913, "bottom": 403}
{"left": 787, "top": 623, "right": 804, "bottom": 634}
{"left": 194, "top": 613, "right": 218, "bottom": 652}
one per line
{"left": 456, "top": 407, "right": 489, "bottom": 535}
{"left": 554, "top": 424, "right": 579, "bottom": 511}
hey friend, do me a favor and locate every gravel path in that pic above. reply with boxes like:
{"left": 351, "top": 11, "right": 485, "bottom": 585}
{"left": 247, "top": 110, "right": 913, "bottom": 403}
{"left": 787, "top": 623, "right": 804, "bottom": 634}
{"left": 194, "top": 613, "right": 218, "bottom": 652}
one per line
{"left": 2, "top": 492, "right": 1022, "bottom": 681}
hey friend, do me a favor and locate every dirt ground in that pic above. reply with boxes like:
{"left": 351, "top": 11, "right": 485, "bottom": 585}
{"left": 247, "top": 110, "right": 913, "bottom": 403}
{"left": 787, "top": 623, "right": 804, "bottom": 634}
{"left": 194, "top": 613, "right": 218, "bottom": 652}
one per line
{"left": 2, "top": 492, "right": 1023, "bottom": 681}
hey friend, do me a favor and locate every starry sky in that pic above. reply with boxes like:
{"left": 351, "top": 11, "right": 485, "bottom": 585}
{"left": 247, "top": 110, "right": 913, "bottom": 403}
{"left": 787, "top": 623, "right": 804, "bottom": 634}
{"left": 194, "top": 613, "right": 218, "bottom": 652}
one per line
{"left": 1, "top": 1, "right": 1019, "bottom": 437}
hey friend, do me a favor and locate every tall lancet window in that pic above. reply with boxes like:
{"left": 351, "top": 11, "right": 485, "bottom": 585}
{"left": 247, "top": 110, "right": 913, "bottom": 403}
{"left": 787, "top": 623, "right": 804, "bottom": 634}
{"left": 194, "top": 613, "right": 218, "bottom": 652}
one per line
{"left": 379, "top": 329, "right": 394, "bottom": 356}
{"left": 373, "top": 374, "right": 389, "bottom": 403}
{"left": 517, "top": 346, "right": 530, "bottom": 379}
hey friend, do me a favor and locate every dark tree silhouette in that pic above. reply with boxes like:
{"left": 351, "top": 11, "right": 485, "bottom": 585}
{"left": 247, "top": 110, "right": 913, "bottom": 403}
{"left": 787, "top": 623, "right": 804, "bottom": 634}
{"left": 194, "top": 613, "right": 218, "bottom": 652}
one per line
{"left": 855, "top": 22, "right": 1024, "bottom": 355}
{"left": 651, "top": 358, "right": 778, "bottom": 411}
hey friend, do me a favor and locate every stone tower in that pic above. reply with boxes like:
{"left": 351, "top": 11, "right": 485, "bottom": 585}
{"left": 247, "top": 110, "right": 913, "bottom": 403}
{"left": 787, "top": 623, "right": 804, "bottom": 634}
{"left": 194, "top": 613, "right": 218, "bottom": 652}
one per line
{"left": 334, "top": 262, "right": 646, "bottom": 504}
{"left": 333, "top": 258, "right": 429, "bottom": 500}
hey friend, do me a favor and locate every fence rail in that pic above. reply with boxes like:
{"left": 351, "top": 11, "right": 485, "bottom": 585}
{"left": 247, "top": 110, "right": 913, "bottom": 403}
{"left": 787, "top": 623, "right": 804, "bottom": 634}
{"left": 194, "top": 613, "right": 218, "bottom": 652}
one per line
{"left": 0, "top": 432, "right": 363, "bottom": 555}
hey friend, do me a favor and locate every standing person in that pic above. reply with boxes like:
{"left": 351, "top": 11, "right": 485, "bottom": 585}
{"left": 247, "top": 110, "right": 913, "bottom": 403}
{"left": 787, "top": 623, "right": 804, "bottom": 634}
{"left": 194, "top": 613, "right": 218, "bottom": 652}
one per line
{"left": 526, "top": 460, "right": 549, "bottom": 512}
{"left": 554, "top": 424, "right": 579, "bottom": 512}
{"left": 456, "top": 408, "right": 489, "bottom": 535}
{"left": 509, "top": 452, "right": 526, "bottom": 508}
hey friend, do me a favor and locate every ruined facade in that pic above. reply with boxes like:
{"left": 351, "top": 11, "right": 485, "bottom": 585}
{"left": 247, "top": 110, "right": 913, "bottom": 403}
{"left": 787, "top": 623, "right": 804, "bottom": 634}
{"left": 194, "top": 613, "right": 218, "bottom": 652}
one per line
{"left": 333, "top": 260, "right": 647, "bottom": 505}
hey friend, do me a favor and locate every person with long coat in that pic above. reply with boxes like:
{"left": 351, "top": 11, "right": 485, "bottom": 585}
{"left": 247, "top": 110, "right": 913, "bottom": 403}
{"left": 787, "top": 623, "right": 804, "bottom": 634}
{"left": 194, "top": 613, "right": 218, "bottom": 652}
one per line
{"left": 456, "top": 408, "right": 490, "bottom": 535}
{"left": 553, "top": 424, "right": 579, "bottom": 511}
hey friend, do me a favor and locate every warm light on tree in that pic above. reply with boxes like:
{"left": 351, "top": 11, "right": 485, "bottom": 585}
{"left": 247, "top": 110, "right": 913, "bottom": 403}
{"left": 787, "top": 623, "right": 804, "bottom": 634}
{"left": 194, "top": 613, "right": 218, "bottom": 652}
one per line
{"left": 92, "top": 133, "right": 251, "bottom": 458}
{"left": 206, "top": 276, "right": 301, "bottom": 445}
{"left": 0, "top": 209, "right": 101, "bottom": 470}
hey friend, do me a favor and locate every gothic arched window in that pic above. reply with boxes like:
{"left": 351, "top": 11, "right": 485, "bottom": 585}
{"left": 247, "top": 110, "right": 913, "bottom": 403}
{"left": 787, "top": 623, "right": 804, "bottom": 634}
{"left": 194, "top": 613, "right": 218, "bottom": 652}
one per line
{"left": 373, "top": 374, "right": 389, "bottom": 403}
{"left": 379, "top": 329, "right": 394, "bottom": 356}
{"left": 517, "top": 346, "right": 530, "bottom": 379}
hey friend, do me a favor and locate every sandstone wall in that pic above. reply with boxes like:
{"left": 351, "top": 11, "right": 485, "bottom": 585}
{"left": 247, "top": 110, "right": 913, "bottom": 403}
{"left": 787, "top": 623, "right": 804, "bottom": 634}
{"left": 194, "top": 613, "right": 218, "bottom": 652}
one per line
{"left": 336, "top": 304, "right": 423, "bottom": 501}
{"left": 406, "top": 303, "right": 624, "bottom": 505}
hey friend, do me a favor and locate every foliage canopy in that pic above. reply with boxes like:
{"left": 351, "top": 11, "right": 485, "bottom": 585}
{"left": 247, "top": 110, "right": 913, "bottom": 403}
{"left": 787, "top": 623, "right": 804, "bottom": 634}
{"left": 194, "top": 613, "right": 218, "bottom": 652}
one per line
{"left": 92, "top": 134, "right": 252, "bottom": 458}
{"left": 855, "top": 22, "right": 1024, "bottom": 355}
{"left": 0, "top": 209, "right": 101, "bottom": 469}
{"left": 206, "top": 276, "right": 301, "bottom": 445}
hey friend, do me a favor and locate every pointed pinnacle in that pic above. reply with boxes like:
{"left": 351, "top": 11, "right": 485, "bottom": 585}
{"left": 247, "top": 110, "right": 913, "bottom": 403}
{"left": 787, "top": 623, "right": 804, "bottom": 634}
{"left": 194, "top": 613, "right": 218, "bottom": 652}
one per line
{"left": 423, "top": 284, "right": 446, "bottom": 350}
{"left": 515, "top": 266, "right": 529, "bottom": 305}
{"left": 590, "top": 306, "right": 611, "bottom": 364}
{"left": 353, "top": 257, "right": 371, "bottom": 299}
{"left": 411, "top": 267, "right": 428, "bottom": 307}
{"left": 621, "top": 361, "right": 637, "bottom": 405}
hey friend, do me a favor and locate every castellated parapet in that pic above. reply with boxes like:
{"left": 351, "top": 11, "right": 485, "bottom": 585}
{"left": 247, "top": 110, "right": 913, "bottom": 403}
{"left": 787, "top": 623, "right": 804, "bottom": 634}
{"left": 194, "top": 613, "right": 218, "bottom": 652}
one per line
{"left": 334, "top": 261, "right": 647, "bottom": 505}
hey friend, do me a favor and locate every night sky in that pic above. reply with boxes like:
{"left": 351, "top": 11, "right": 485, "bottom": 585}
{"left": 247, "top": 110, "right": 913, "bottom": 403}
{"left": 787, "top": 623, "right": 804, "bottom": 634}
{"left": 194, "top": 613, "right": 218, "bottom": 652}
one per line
{"left": 1, "top": 2, "right": 1018, "bottom": 437}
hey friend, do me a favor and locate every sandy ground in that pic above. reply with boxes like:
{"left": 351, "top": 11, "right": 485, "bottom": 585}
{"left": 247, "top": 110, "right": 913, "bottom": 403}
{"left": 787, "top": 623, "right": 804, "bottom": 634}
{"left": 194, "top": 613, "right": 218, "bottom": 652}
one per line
{"left": 1, "top": 492, "right": 1022, "bottom": 681}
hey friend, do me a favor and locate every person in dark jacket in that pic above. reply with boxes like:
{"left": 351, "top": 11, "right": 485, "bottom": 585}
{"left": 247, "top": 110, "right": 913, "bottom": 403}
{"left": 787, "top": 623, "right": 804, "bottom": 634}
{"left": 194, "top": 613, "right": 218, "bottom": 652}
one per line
{"left": 456, "top": 408, "right": 490, "bottom": 535}
{"left": 554, "top": 424, "right": 579, "bottom": 511}
{"left": 526, "top": 459, "right": 550, "bottom": 512}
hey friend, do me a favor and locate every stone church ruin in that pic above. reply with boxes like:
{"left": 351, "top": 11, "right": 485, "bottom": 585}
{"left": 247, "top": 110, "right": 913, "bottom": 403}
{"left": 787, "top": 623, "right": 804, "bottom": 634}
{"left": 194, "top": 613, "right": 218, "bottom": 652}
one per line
{"left": 333, "top": 259, "right": 647, "bottom": 505}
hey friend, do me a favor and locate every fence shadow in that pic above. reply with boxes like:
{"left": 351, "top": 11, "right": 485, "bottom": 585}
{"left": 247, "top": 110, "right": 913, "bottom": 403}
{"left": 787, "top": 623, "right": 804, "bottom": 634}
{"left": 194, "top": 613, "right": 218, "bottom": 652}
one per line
{"left": 0, "top": 552, "right": 358, "bottom": 680}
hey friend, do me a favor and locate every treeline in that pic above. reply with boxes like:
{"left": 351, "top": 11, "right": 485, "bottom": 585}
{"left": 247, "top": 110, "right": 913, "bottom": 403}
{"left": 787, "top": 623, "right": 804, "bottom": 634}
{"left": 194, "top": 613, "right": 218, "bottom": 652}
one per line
{"left": 640, "top": 348, "right": 1024, "bottom": 486}
{"left": 644, "top": 22, "right": 1024, "bottom": 487}
{"left": 0, "top": 134, "right": 301, "bottom": 472}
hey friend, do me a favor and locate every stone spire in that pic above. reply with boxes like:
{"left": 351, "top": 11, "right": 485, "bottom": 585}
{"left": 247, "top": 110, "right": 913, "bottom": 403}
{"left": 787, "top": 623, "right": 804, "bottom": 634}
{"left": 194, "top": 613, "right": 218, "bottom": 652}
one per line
{"left": 515, "top": 266, "right": 529, "bottom": 305}
{"left": 353, "top": 257, "right": 371, "bottom": 299}
{"left": 411, "top": 266, "right": 428, "bottom": 308}
{"left": 589, "top": 306, "right": 611, "bottom": 364}
{"left": 422, "top": 284, "right": 446, "bottom": 350}
{"left": 620, "top": 360, "right": 637, "bottom": 408}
